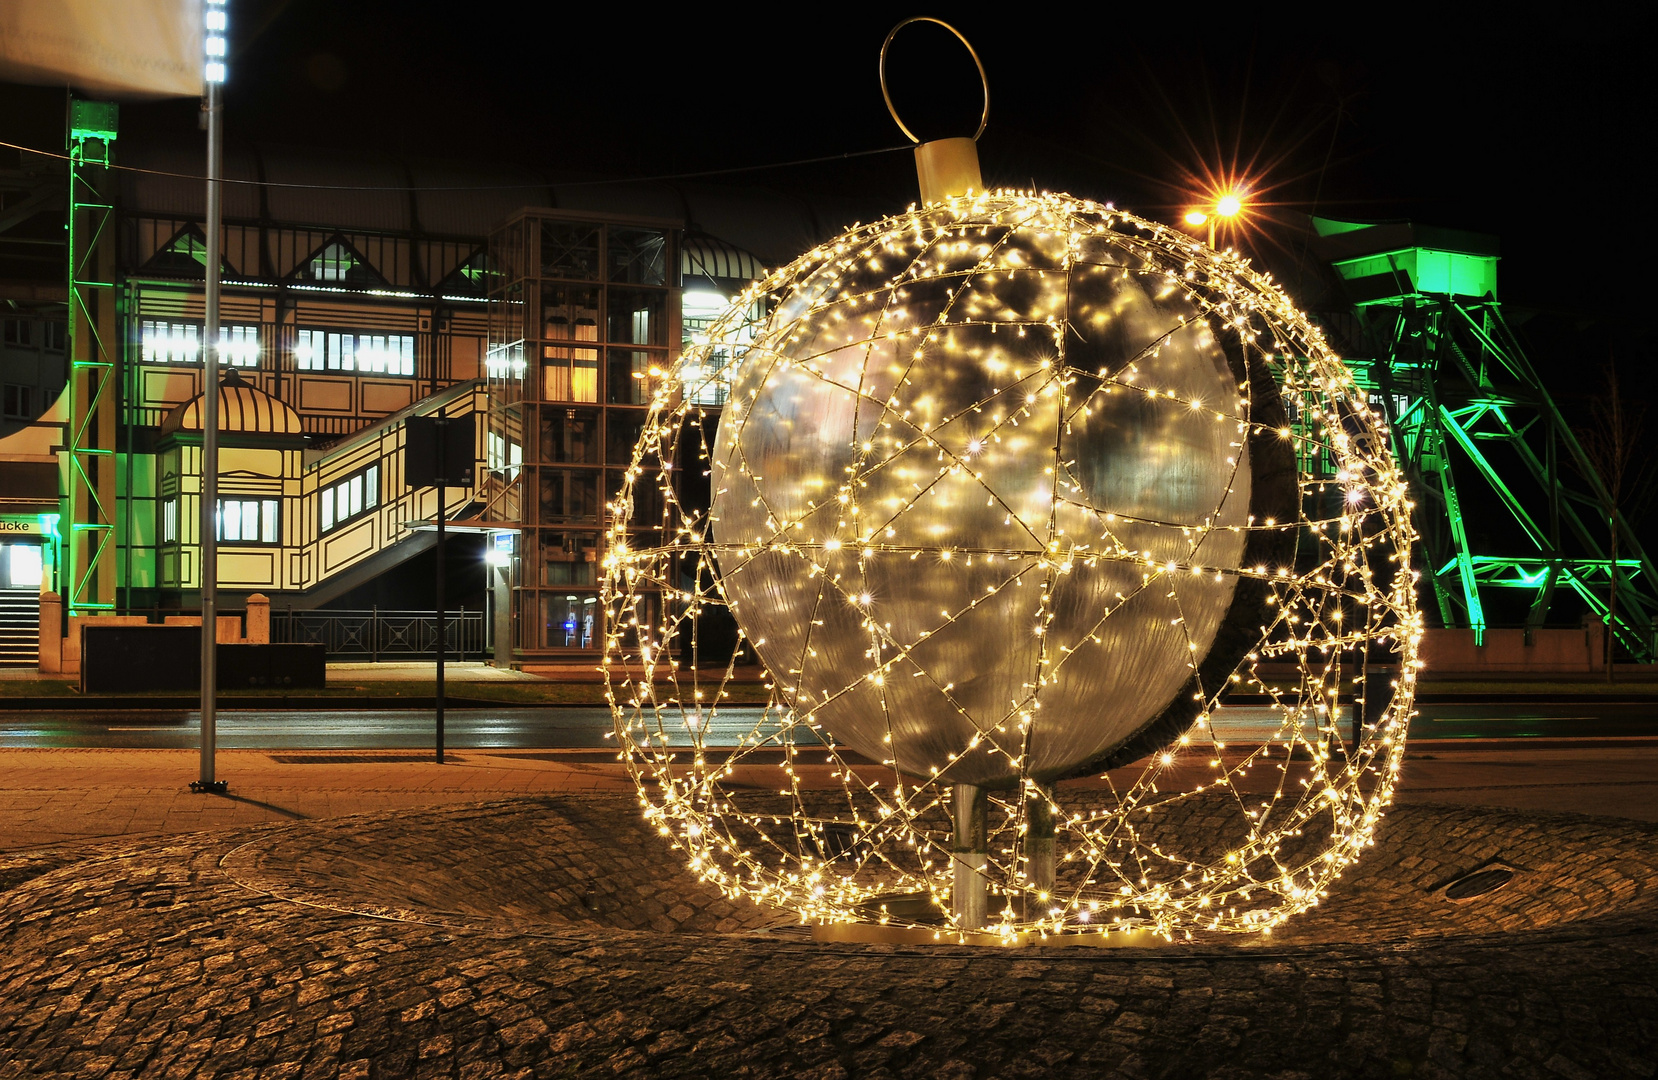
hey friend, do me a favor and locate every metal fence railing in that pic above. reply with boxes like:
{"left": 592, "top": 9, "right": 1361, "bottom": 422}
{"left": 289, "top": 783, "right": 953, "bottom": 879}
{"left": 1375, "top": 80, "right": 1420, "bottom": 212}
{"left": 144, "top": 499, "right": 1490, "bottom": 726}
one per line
{"left": 274, "top": 606, "right": 490, "bottom": 661}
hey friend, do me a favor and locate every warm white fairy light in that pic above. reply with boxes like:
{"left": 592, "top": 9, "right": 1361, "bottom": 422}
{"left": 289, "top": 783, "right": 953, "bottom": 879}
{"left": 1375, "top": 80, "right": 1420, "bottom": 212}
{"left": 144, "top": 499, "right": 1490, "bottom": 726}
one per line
{"left": 603, "top": 189, "right": 1419, "bottom": 941}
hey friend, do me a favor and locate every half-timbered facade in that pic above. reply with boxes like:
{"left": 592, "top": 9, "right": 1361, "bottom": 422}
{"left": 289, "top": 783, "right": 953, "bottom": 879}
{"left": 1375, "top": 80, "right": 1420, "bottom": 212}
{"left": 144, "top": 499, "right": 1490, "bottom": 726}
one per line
{"left": 0, "top": 141, "right": 812, "bottom": 666}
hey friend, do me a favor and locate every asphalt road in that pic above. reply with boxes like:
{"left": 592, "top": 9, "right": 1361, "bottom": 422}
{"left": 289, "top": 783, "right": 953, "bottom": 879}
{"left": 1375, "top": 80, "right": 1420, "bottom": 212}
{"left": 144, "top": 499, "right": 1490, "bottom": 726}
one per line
{"left": 0, "top": 700, "right": 1653, "bottom": 750}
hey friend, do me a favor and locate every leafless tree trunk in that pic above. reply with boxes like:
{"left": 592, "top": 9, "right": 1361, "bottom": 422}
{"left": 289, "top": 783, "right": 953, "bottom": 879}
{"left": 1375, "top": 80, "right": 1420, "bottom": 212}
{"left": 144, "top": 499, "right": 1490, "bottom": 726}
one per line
{"left": 1575, "top": 361, "right": 1653, "bottom": 682}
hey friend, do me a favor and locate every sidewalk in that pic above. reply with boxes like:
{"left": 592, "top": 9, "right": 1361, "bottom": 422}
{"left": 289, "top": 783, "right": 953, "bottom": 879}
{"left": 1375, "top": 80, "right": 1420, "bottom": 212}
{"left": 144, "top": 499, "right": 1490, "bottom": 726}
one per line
{"left": 0, "top": 747, "right": 636, "bottom": 850}
{"left": 2, "top": 741, "right": 1656, "bottom": 855}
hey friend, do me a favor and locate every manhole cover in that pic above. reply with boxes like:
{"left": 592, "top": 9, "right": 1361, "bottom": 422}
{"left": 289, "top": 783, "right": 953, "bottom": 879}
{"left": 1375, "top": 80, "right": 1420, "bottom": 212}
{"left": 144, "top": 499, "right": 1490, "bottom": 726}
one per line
{"left": 749, "top": 924, "right": 816, "bottom": 940}
{"left": 855, "top": 891, "right": 945, "bottom": 924}
{"left": 1442, "top": 867, "right": 1515, "bottom": 902}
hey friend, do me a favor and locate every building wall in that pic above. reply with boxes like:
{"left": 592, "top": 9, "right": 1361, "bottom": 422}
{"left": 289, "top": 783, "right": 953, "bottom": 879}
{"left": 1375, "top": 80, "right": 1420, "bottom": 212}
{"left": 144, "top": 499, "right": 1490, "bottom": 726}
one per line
{"left": 115, "top": 208, "right": 492, "bottom": 608}
{"left": 0, "top": 314, "right": 67, "bottom": 439}
{"left": 16, "top": 143, "right": 799, "bottom": 631}
{"left": 151, "top": 383, "right": 485, "bottom": 600}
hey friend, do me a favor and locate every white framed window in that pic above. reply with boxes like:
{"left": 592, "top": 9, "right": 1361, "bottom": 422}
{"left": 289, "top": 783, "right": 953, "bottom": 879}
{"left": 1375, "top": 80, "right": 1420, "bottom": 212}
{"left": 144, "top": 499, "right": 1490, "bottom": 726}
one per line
{"left": 319, "top": 464, "right": 379, "bottom": 533}
{"left": 141, "top": 319, "right": 199, "bottom": 364}
{"left": 294, "top": 329, "right": 415, "bottom": 376}
{"left": 140, "top": 319, "right": 259, "bottom": 366}
{"left": 220, "top": 325, "right": 260, "bottom": 367}
{"left": 487, "top": 431, "right": 522, "bottom": 481}
{"left": 216, "top": 498, "right": 279, "bottom": 544}
{"left": 161, "top": 497, "right": 178, "bottom": 543}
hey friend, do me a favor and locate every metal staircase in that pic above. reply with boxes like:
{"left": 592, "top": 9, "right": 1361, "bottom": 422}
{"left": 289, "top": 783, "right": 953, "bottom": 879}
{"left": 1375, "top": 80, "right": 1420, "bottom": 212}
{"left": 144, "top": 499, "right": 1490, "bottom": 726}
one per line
{"left": 279, "top": 378, "right": 486, "bottom": 608}
{"left": 0, "top": 589, "right": 40, "bottom": 667}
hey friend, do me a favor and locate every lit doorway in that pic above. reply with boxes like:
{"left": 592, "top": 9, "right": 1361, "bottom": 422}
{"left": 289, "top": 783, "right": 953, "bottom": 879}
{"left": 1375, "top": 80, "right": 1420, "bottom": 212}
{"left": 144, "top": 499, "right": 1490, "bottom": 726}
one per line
{"left": 0, "top": 542, "right": 43, "bottom": 589}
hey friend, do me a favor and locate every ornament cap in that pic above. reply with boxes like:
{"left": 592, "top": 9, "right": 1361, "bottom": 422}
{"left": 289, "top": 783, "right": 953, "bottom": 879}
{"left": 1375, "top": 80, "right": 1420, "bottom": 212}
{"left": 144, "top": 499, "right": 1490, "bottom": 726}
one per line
{"left": 915, "top": 137, "right": 983, "bottom": 204}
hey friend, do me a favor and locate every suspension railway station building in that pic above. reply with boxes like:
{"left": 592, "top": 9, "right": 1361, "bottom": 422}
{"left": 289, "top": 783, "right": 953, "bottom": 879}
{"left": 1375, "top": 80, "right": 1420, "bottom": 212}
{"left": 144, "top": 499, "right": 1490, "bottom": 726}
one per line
{"left": 0, "top": 138, "right": 814, "bottom": 670}
{"left": 3, "top": 128, "right": 1642, "bottom": 677}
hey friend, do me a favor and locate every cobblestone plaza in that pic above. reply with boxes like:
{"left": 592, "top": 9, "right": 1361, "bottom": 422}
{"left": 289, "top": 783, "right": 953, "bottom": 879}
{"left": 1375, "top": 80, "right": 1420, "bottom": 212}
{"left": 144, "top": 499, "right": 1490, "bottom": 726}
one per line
{"left": 1, "top": 764, "right": 1655, "bottom": 1079}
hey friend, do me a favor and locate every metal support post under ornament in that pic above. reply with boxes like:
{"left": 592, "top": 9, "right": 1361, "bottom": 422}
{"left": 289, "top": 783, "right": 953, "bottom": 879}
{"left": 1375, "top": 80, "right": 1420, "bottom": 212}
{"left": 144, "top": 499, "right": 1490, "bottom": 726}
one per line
{"left": 951, "top": 784, "right": 987, "bottom": 928}
{"left": 1027, "top": 787, "right": 1055, "bottom": 903}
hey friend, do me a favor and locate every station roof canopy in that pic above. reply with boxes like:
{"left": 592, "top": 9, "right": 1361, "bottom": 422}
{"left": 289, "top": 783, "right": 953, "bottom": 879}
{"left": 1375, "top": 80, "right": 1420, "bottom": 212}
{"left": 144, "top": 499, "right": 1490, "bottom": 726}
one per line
{"left": 120, "top": 144, "right": 852, "bottom": 269}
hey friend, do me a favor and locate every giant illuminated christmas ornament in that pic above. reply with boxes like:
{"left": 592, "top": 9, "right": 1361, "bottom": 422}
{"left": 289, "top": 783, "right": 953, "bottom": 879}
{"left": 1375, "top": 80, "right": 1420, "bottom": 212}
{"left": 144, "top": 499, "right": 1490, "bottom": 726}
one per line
{"left": 604, "top": 19, "right": 1419, "bottom": 940}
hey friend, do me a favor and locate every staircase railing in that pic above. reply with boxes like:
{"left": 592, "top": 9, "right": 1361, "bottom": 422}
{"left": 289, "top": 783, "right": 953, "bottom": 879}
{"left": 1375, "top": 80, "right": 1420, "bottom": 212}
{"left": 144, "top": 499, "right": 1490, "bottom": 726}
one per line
{"left": 273, "top": 605, "right": 490, "bottom": 661}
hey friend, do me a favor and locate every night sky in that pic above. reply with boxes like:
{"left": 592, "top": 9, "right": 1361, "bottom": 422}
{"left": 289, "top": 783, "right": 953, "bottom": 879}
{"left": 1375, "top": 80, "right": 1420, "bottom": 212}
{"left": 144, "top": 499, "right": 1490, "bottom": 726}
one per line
{"left": 206, "top": 5, "right": 1646, "bottom": 317}
{"left": 1, "top": 3, "right": 1652, "bottom": 603}
{"left": 2, "top": 5, "right": 1647, "bottom": 329}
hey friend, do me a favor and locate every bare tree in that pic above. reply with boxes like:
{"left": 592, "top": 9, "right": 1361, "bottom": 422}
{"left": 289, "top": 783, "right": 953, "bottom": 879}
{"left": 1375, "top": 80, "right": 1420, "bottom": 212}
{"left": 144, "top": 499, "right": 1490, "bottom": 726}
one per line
{"left": 1575, "top": 359, "right": 1658, "bottom": 681}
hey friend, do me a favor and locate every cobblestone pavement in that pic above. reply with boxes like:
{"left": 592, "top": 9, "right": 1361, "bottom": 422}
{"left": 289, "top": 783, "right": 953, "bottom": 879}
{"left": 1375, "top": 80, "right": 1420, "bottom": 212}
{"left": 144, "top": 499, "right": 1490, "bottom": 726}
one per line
{"left": 0, "top": 750, "right": 636, "bottom": 849}
{"left": 2, "top": 794, "right": 1655, "bottom": 1079}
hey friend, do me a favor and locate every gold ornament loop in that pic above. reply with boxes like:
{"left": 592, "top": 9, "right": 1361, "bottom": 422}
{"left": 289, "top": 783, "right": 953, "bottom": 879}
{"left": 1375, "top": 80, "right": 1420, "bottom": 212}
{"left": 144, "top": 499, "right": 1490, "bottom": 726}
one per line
{"left": 879, "top": 17, "right": 990, "bottom": 145}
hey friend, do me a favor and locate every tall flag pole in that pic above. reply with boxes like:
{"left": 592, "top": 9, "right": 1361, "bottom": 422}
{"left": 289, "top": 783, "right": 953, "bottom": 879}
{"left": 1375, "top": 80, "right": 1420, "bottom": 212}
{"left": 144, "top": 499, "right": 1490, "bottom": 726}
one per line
{"left": 192, "top": 0, "right": 228, "bottom": 794}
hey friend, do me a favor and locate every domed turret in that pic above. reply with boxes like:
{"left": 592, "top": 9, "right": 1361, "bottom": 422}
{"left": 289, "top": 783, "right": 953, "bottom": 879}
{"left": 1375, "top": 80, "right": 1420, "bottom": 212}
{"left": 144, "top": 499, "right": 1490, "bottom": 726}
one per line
{"left": 160, "top": 369, "right": 304, "bottom": 437}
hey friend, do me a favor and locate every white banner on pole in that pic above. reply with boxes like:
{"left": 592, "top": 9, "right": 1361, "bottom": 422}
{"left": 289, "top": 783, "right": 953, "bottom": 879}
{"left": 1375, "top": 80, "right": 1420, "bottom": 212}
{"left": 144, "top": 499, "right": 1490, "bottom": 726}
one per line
{"left": 0, "top": 0, "right": 202, "bottom": 99}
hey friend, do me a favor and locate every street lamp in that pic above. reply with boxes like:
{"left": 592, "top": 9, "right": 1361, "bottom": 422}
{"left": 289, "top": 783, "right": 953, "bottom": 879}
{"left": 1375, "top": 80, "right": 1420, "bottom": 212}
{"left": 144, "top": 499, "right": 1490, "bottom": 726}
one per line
{"left": 1184, "top": 190, "right": 1246, "bottom": 249}
{"left": 193, "top": 0, "right": 229, "bottom": 795}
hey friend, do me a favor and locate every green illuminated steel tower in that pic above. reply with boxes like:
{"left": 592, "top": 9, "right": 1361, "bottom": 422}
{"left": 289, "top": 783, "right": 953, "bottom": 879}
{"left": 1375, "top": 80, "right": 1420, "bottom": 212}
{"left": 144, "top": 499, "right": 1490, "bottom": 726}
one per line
{"left": 1316, "top": 218, "right": 1658, "bottom": 660}
{"left": 65, "top": 100, "right": 120, "bottom": 615}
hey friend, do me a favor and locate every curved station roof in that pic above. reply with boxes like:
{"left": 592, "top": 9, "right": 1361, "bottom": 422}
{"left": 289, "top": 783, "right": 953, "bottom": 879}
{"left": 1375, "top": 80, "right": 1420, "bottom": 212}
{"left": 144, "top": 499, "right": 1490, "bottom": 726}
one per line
{"left": 161, "top": 370, "right": 305, "bottom": 437}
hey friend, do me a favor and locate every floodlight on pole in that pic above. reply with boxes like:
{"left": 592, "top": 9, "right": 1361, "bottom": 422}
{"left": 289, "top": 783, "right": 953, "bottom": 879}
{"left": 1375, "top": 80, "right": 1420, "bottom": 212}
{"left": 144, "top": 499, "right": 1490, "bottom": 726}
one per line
{"left": 205, "top": 0, "right": 226, "bottom": 83}
{"left": 1186, "top": 191, "right": 1246, "bottom": 249}
{"left": 192, "top": 0, "right": 228, "bottom": 795}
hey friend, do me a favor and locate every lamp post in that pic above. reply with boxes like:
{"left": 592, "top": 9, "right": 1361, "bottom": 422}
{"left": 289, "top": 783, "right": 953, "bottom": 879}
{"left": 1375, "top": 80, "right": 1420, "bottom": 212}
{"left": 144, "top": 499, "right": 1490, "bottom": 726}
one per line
{"left": 1184, "top": 191, "right": 1245, "bottom": 249}
{"left": 192, "top": 0, "right": 229, "bottom": 795}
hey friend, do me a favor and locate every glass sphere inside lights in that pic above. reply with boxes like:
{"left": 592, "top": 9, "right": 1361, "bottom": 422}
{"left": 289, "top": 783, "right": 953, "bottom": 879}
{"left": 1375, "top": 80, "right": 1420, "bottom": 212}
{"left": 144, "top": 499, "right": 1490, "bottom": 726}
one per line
{"left": 604, "top": 188, "right": 1419, "bottom": 938}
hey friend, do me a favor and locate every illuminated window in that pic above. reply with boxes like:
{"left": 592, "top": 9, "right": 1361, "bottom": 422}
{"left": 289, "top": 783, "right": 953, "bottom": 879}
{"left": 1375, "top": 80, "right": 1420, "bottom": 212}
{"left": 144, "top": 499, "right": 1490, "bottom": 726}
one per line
{"left": 542, "top": 345, "right": 599, "bottom": 401}
{"left": 541, "top": 285, "right": 600, "bottom": 401}
{"left": 486, "top": 340, "right": 525, "bottom": 380}
{"left": 306, "top": 242, "right": 359, "bottom": 283}
{"left": 295, "top": 329, "right": 415, "bottom": 376}
{"left": 487, "top": 431, "right": 522, "bottom": 481}
{"left": 319, "top": 465, "right": 380, "bottom": 533}
{"left": 216, "top": 498, "right": 279, "bottom": 544}
{"left": 541, "top": 593, "right": 599, "bottom": 648}
{"left": 141, "top": 319, "right": 197, "bottom": 364}
{"left": 220, "top": 325, "right": 260, "bottom": 367}
{"left": 139, "top": 319, "right": 260, "bottom": 366}
{"left": 681, "top": 290, "right": 759, "bottom": 406}
{"left": 607, "top": 349, "right": 663, "bottom": 405}
{"left": 161, "top": 497, "right": 178, "bottom": 543}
